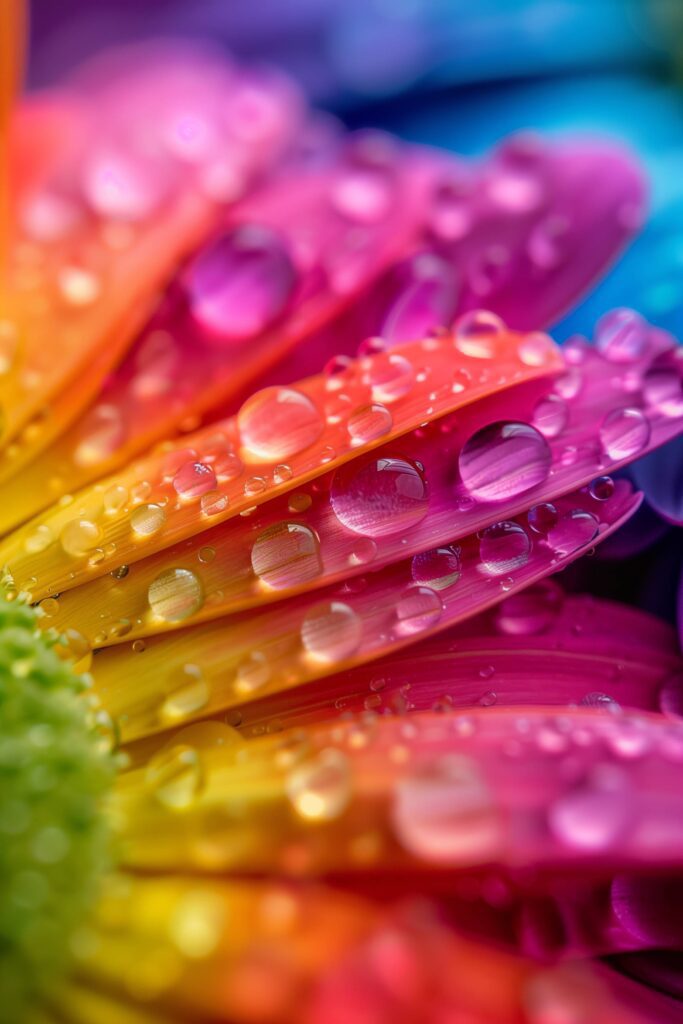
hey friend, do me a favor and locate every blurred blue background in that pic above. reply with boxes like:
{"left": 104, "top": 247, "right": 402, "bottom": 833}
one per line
{"left": 28, "top": 0, "right": 683, "bottom": 341}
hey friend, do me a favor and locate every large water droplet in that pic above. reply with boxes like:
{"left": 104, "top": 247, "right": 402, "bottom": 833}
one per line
{"left": 286, "top": 749, "right": 351, "bottom": 821}
{"left": 301, "top": 601, "right": 362, "bottom": 663}
{"left": 411, "top": 545, "right": 461, "bottom": 590}
{"left": 459, "top": 422, "right": 551, "bottom": 502}
{"left": 60, "top": 518, "right": 102, "bottom": 557}
{"left": 330, "top": 456, "right": 428, "bottom": 537}
{"left": 599, "top": 407, "right": 650, "bottom": 460}
{"left": 238, "top": 387, "right": 323, "bottom": 460}
{"left": 479, "top": 521, "right": 530, "bottom": 576}
{"left": 393, "top": 755, "right": 502, "bottom": 864}
{"left": 186, "top": 225, "right": 296, "bottom": 340}
{"left": 251, "top": 522, "right": 321, "bottom": 589}
{"left": 173, "top": 462, "right": 217, "bottom": 499}
{"left": 394, "top": 586, "right": 443, "bottom": 636}
{"left": 148, "top": 568, "right": 204, "bottom": 622}
{"left": 547, "top": 510, "right": 599, "bottom": 556}
{"left": 454, "top": 310, "right": 505, "bottom": 359}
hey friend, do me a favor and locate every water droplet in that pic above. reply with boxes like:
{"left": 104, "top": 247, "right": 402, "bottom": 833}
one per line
{"left": 643, "top": 367, "right": 683, "bottom": 418}
{"left": 381, "top": 253, "right": 457, "bottom": 344}
{"left": 411, "top": 545, "right": 461, "bottom": 590}
{"left": 58, "top": 266, "right": 100, "bottom": 306}
{"left": 364, "top": 353, "right": 414, "bottom": 404}
{"left": 599, "top": 407, "right": 650, "bottom": 460}
{"left": 394, "top": 586, "right": 443, "bottom": 636}
{"left": 238, "top": 387, "right": 322, "bottom": 459}
{"left": 173, "top": 462, "right": 217, "bottom": 499}
{"left": 532, "top": 395, "right": 568, "bottom": 438}
{"left": 146, "top": 745, "right": 203, "bottom": 811}
{"left": 130, "top": 503, "right": 166, "bottom": 537}
{"left": 547, "top": 510, "right": 599, "bottom": 556}
{"left": 518, "top": 332, "right": 556, "bottom": 367}
{"left": 38, "top": 597, "right": 59, "bottom": 618}
{"left": 24, "top": 525, "right": 54, "bottom": 554}
{"left": 244, "top": 477, "right": 267, "bottom": 497}
{"left": 301, "top": 601, "right": 362, "bottom": 663}
{"left": 331, "top": 166, "right": 393, "bottom": 223}
{"left": 286, "top": 749, "right": 351, "bottom": 821}
{"left": 595, "top": 309, "right": 648, "bottom": 363}
{"left": 198, "top": 546, "right": 215, "bottom": 564}
{"left": 459, "top": 422, "right": 551, "bottom": 502}
{"left": 82, "top": 148, "right": 165, "bottom": 221}
{"left": 549, "top": 779, "right": 627, "bottom": 851}
{"left": 103, "top": 485, "right": 128, "bottom": 514}
{"left": 200, "top": 492, "right": 229, "bottom": 516}
{"left": 554, "top": 368, "right": 582, "bottom": 400}
{"left": 658, "top": 671, "right": 683, "bottom": 718}
{"left": 527, "top": 503, "right": 558, "bottom": 535}
{"left": 454, "top": 310, "right": 505, "bottom": 358}
{"left": 148, "top": 568, "right": 204, "bottom": 622}
{"left": 111, "top": 564, "right": 129, "bottom": 581}
{"left": 479, "top": 691, "right": 497, "bottom": 707}
{"left": 347, "top": 404, "right": 392, "bottom": 444}
{"left": 60, "top": 518, "right": 102, "bottom": 557}
{"left": 330, "top": 456, "right": 428, "bottom": 537}
{"left": 161, "top": 665, "right": 209, "bottom": 722}
{"left": 251, "top": 522, "right": 321, "bottom": 589}
{"left": 288, "top": 493, "right": 312, "bottom": 514}
{"left": 186, "top": 225, "right": 296, "bottom": 340}
{"left": 235, "top": 651, "right": 270, "bottom": 695}
{"left": 479, "top": 521, "right": 530, "bottom": 576}
{"left": 393, "top": 755, "right": 502, "bottom": 864}
{"left": 273, "top": 464, "right": 292, "bottom": 485}
{"left": 349, "top": 538, "right": 377, "bottom": 566}
{"left": 580, "top": 692, "right": 620, "bottom": 713}
{"left": 589, "top": 476, "right": 615, "bottom": 501}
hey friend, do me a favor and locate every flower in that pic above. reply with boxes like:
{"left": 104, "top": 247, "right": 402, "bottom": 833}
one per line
{"left": 2, "top": 19, "right": 683, "bottom": 1024}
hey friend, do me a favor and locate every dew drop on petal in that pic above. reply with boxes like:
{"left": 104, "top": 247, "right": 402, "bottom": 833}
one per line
{"left": 238, "top": 387, "right": 323, "bottom": 460}
{"left": 459, "top": 422, "right": 551, "bottom": 502}
{"left": 301, "top": 601, "right": 362, "bottom": 663}
{"left": 347, "top": 404, "right": 392, "bottom": 444}
{"left": 60, "top": 518, "right": 102, "bottom": 557}
{"left": 643, "top": 368, "right": 683, "bottom": 418}
{"left": 599, "top": 407, "right": 650, "bottom": 460}
{"left": 161, "top": 665, "right": 210, "bottom": 723}
{"left": 394, "top": 586, "right": 443, "bottom": 636}
{"left": 146, "top": 745, "right": 203, "bottom": 811}
{"left": 532, "top": 394, "right": 568, "bottom": 438}
{"left": 547, "top": 510, "right": 599, "bottom": 556}
{"left": 518, "top": 332, "right": 556, "bottom": 367}
{"left": 251, "top": 522, "right": 321, "bottom": 589}
{"left": 330, "top": 456, "right": 428, "bottom": 537}
{"left": 454, "top": 310, "right": 505, "bottom": 359}
{"left": 527, "top": 502, "right": 558, "bottom": 535}
{"left": 235, "top": 651, "right": 270, "bottom": 695}
{"left": 411, "top": 545, "right": 461, "bottom": 590}
{"left": 130, "top": 503, "right": 166, "bottom": 537}
{"left": 589, "top": 476, "right": 615, "bottom": 501}
{"left": 364, "top": 353, "right": 414, "bottom": 404}
{"left": 173, "top": 462, "right": 217, "bottom": 499}
{"left": 186, "top": 225, "right": 296, "bottom": 341}
{"left": 658, "top": 670, "right": 683, "bottom": 719}
{"left": 286, "top": 749, "right": 351, "bottom": 821}
{"left": 549, "top": 780, "right": 628, "bottom": 851}
{"left": 595, "top": 308, "right": 648, "bottom": 363}
{"left": 148, "top": 568, "right": 204, "bottom": 622}
{"left": 200, "top": 492, "right": 229, "bottom": 517}
{"left": 393, "top": 755, "right": 503, "bottom": 864}
{"left": 479, "top": 521, "right": 531, "bottom": 576}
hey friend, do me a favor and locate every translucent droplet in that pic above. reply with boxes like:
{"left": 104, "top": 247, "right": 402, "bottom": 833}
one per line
{"left": 547, "top": 510, "right": 599, "bottom": 556}
{"left": 555, "top": 368, "right": 582, "bottom": 400}
{"left": 24, "top": 525, "right": 54, "bottom": 554}
{"left": 148, "top": 568, "right": 204, "bottom": 622}
{"left": 198, "top": 546, "right": 215, "bottom": 564}
{"left": 595, "top": 309, "right": 648, "bottom": 363}
{"left": 599, "top": 407, "right": 650, "bottom": 460}
{"left": 330, "top": 456, "right": 428, "bottom": 537}
{"left": 186, "top": 225, "right": 296, "bottom": 340}
{"left": 146, "top": 745, "right": 203, "bottom": 811}
{"left": 381, "top": 253, "right": 457, "bottom": 344}
{"left": 130, "top": 504, "right": 166, "bottom": 537}
{"left": 238, "top": 387, "right": 323, "bottom": 459}
{"left": 411, "top": 545, "right": 461, "bottom": 590}
{"left": 301, "top": 601, "right": 362, "bottom": 663}
{"left": 589, "top": 476, "right": 615, "bottom": 501}
{"left": 518, "top": 332, "right": 556, "bottom": 367}
{"left": 394, "top": 586, "right": 443, "bottom": 636}
{"left": 161, "top": 665, "right": 209, "bottom": 722}
{"left": 60, "top": 518, "right": 102, "bottom": 557}
{"left": 251, "top": 522, "right": 321, "bottom": 589}
{"left": 347, "top": 404, "right": 392, "bottom": 444}
{"left": 288, "top": 493, "right": 312, "bottom": 514}
{"left": 235, "top": 651, "right": 270, "bottom": 695}
{"left": 349, "top": 538, "right": 378, "bottom": 566}
{"left": 38, "top": 597, "right": 59, "bottom": 618}
{"left": 454, "top": 310, "right": 505, "bottom": 359}
{"left": 459, "top": 422, "right": 551, "bottom": 502}
{"left": 580, "top": 692, "right": 620, "bottom": 713}
{"left": 527, "top": 503, "right": 558, "bottom": 535}
{"left": 200, "top": 492, "right": 228, "bottom": 516}
{"left": 549, "top": 780, "right": 627, "bottom": 851}
{"left": 393, "top": 755, "right": 502, "bottom": 864}
{"left": 479, "top": 521, "right": 530, "bottom": 576}
{"left": 532, "top": 395, "right": 568, "bottom": 438}
{"left": 286, "top": 749, "right": 351, "bottom": 821}
{"left": 643, "top": 368, "right": 683, "bottom": 418}
{"left": 365, "top": 353, "right": 414, "bottom": 404}
{"left": 173, "top": 462, "right": 217, "bottom": 499}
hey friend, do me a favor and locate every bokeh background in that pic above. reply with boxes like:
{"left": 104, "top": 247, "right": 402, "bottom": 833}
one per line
{"left": 25, "top": 0, "right": 683, "bottom": 619}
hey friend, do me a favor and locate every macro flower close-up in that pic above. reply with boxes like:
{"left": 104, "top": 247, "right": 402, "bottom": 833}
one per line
{"left": 2, "top": 1, "right": 683, "bottom": 1021}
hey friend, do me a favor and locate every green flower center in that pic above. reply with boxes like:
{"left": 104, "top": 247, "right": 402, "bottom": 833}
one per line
{"left": 0, "top": 599, "right": 114, "bottom": 1019}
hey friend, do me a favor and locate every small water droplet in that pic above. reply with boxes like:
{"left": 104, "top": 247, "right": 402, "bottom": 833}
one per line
{"left": 60, "top": 518, "right": 102, "bottom": 557}
{"left": 459, "top": 421, "right": 550, "bottom": 502}
{"left": 200, "top": 492, "right": 229, "bottom": 516}
{"left": 595, "top": 309, "right": 648, "bottom": 363}
{"left": 532, "top": 394, "right": 568, "bottom": 438}
{"left": 347, "top": 403, "right": 392, "bottom": 444}
{"left": 589, "top": 476, "right": 615, "bottom": 501}
{"left": 286, "top": 749, "right": 351, "bottom": 821}
{"left": 238, "top": 387, "right": 322, "bottom": 459}
{"left": 349, "top": 538, "right": 378, "bottom": 566}
{"left": 599, "top": 407, "right": 650, "bottom": 460}
{"left": 331, "top": 456, "right": 428, "bottom": 537}
{"left": 518, "top": 332, "right": 556, "bottom": 367}
{"left": 235, "top": 651, "right": 270, "bottom": 695}
{"left": 251, "top": 522, "right": 321, "bottom": 589}
{"left": 642, "top": 367, "right": 683, "bottom": 418}
{"left": 173, "top": 462, "right": 217, "bottom": 499}
{"left": 394, "top": 586, "right": 443, "bottom": 636}
{"left": 454, "top": 310, "right": 505, "bottom": 359}
{"left": 411, "top": 545, "right": 461, "bottom": 590}
{"left": 479, "top": 521, "right": 530, "bottom": 576}
{"left": 146, "top": 745, "right": 203, "bottom": 811}
{"left": 549, "top": 777, "right": 627, "bottom": 851}
{"left": 198, "top": 546, "right": 215, "bottom": 564}
{"left": 364, "top": 353, "right": 414, "bottom": 404}
{"left": 161, "top": 665, "right": 209, "bottom": 722}
{"left": 547, "top": 510, "right": 599, "bottom": 556}
{"left": 148, "top": 568, "right": 204, "bottom": 622}
{"left": 301, "top": 601, "right": 362, "bottom": 663}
